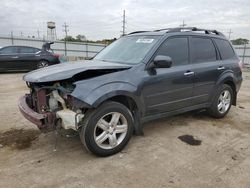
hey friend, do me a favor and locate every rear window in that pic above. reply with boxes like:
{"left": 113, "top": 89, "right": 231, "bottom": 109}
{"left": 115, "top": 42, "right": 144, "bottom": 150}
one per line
{"left": 214, "top": 39, "right": 235, "bottom": 60}
{"left": 191, "top": 37, "right": 217, "bottom": 63}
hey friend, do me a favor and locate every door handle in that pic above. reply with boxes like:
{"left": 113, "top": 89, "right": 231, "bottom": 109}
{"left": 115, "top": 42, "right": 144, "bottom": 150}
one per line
{"left": 184, "top": 71, "right": 194, "bottom": 76}
{"left": 11, "top": 56, "right": 19, "bottom": 59}
{"left": 217, "top": 66, "right": 225, "bottom": 70}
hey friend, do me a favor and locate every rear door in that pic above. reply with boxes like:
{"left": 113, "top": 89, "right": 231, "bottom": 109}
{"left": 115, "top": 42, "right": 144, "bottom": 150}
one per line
{"left": 0, "top": 46, "right": 19, "bottom": 71}
{"left": 142, "top": 36, "right": 194, "bottom": 115}
{"left": 190, "top": 36, "right": 221, "bottom": 105}
{"left": 214, "top": 38, "right": 238, "bottom": 71}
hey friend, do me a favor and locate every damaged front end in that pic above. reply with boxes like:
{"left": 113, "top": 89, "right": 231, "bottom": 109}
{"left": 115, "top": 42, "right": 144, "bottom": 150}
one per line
{"left": 18, "top": 81, "right": 86, "bottom": 132}
{"left": 18, "top": 60, "right": 132, "bottom": 133}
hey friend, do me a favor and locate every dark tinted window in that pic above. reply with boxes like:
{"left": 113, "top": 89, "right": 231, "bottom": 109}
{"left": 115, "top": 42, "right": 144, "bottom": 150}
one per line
{"left": 19, "top": 47, "right": 40, "bottom": 54}
{"left": 156, "top": 37, "right": 188, "bottom": 66}
{"left": 191, "top": 37, "right": 217, "bottom": 63}
{"left": 214, "top": 39, "right": 235, "bottom": 60}
{"left": 0, "top": 46, "right": 19, "bottom": 54}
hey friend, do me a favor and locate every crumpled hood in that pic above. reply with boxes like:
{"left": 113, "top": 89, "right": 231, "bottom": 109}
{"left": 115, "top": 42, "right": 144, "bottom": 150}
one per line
{"left": 23, "top": 60, "right": 131, "bottom": 83}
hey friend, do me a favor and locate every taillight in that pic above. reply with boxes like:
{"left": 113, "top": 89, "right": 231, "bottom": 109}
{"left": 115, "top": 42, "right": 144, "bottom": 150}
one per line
{"left": 238, "top": 60, "right": 243, "bottom": 71}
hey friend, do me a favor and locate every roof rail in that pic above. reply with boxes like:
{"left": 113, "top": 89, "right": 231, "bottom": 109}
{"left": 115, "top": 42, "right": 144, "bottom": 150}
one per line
{"left": 129, "top": 27, "right": 224, "bottom": 36}
{"left": 153, "top": 27, "right": 196, "bottom": 32}
{"left": 128, "top": 31, "right": 150, "bottom": 35}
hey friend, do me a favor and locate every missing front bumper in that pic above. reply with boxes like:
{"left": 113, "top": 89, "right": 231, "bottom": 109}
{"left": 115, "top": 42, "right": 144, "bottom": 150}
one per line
{"left": 18, "top": 95, "right": 55, "bottom": 132}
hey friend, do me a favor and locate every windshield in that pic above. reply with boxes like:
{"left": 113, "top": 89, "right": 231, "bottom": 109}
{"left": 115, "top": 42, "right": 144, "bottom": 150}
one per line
{"left": 94, "top": 35, "right": 160, "bottom": 64}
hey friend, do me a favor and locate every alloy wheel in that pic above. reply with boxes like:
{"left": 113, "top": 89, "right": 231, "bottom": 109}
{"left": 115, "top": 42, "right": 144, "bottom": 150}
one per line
{"left": 217, "top": 90, "right": 231, "bottom": 114}
{"left": 38, "top": 61, "right": 48, "bottom": 68}
{"left": 94, "top": 112, "right": 128, "bottom": 150}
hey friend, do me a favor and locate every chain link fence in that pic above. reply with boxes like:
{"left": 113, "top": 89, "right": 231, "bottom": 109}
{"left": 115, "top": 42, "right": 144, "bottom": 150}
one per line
{"left": 0, "top": 36, "right": 249, "bottom": 65}
{"left": 233, "top": 44, "right": 250, "bottom": 66}
{"left": 0, "top": 36, "right": 106, "bottom": 61}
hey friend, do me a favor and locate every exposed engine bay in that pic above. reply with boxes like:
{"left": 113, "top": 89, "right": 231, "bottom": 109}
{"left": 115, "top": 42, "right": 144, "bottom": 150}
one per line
{"left": 26, "top": 81, "right": 85, "bottom": 132}
{"left": 22, "top": 64, "right": 131, "bottom": 135}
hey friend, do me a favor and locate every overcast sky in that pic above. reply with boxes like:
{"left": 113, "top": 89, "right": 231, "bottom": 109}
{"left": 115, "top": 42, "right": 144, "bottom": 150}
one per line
{"left": 1, "top": 0, "right": 250, "bottom": 40}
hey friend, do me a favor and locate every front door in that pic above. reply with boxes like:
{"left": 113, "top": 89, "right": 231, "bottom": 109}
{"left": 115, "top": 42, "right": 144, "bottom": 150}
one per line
{"left": 142, "top": 36, "right": 194, "bottom": 115}
{"left": 0, "top": 46, "right": 20, "bottom": 71}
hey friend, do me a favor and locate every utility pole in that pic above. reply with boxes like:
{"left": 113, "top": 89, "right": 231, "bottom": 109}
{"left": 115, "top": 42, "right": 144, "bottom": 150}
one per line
{"left": 122, "top": 10, "right": 126, "bottom": 36}
{"left": 180, "top": 20, "right": 187, "bottom": 28}
{"left": 37, "top": 29, "right": 40, "bottom": 39}
{"left": 62, "top": 22, "right": 69, "bottom": 56}
{"left": 242, "top": 41, "right": 247, "bottom": 64}
{"left": 228, "top": 29, "right": 233, "bottom": 39}
{"left": 42, "top": 35, "right": 46, "bottom": 42}
{"left": 11, "top": 31, "right": 14, "bottom": 45}
{"left": 62, "top": 22, "right": 69, "bottom": 37}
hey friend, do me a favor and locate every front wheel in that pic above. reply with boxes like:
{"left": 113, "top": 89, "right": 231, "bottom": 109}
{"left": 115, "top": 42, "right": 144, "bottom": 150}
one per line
{"left": 208, "top": 84, "right": 233, "bottom": 118}
{"left": 80, "top": 101, "right": 134, "bottom": 156}
{"left": 37, "top": 60, "right": 49, "bottom": 69}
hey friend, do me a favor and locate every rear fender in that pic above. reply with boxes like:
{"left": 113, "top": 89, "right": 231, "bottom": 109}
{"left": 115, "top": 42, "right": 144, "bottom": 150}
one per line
{"left": 210, "top": 71, "right": 237, "bottom": 105}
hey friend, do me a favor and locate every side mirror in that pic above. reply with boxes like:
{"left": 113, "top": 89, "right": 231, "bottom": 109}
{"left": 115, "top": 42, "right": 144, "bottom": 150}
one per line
{"left": 150, "top": 55, "right": 172, "bottom": 69}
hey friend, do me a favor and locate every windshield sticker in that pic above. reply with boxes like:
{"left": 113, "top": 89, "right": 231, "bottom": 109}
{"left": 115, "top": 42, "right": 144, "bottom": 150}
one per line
{"left": 136, "top": 39, "right": 154, "bottom": 43}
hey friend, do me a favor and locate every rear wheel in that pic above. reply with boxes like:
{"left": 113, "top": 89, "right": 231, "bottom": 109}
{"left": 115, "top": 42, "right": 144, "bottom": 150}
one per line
{"left": 208, "top": 84, "right": 233, "bottom": 118}
{"left": 80, "top": 101, "right": 134, "bottom": 156}
{"left": 37, "top": 60, "right": 49, "bottom": 68}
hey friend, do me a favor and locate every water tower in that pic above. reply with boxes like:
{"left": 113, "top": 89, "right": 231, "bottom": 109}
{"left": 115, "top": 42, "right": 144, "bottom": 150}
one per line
{"left": 47, "top": 21, "right": 57, "bottom": 41}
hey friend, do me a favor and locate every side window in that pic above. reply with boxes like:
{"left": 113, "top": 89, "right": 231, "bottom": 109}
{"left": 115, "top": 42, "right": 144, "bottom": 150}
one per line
{"left": 214, "top": 39, "right": 235, "bottom": 60}
{"left": 156, "top": 37, "right": 188, "bottom": 66}
{"left": 191, "top": 37, "right": 217, "bottom": 63}
{"left": 0, "top": 46, "right": 19, "bottom": 54}
{"left": 19, "top": 47, "right": 40, "bottom": 54}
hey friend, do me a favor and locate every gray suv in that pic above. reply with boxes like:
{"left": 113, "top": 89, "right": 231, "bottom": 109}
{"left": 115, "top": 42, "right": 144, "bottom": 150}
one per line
{"left": 19, "top": 27, "right": 243, "bottom": 156}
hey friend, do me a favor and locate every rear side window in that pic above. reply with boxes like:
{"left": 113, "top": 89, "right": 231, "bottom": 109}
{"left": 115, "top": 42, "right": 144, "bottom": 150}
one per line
{"left": 0, "top": 46, "right": 19, "bottom": 54}
{"left": 191, "top": 37, "right": 217, "bottom": 63}
{"left": 156, "top": 37, "right": 188, "bottom": 66}
{"left": 214, "top": 39, "right": 235, "bottom": 60}
{"left": 19, "top": 47, "right": 40, "bottom": 54}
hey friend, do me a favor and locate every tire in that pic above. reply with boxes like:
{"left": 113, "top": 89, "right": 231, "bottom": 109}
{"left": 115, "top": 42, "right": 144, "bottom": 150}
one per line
{"left": 208, "top": 84, "right": 233, "bottom": 118}
{"left": 37, "top": 60, "right": 49, "bottom": 69}
{"left": 80, "top": 101, "right": 134, "bottom": 157}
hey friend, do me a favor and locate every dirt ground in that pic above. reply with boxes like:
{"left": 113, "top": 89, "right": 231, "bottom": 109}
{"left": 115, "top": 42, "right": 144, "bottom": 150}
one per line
{"left": 0, "top": 70, "right": 250, "bottom": 188}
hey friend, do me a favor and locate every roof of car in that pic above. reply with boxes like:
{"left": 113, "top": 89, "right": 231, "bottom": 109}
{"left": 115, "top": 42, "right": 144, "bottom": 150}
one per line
{"left": 127, "top": 27, "right": 227, "bottom": 40}
{"left": 2, "top": 45, "right": 41, "bottom": 49}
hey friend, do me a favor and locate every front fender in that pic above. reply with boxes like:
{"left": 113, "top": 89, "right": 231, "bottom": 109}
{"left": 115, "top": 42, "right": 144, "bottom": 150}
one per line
{"left": 71, "top": 81, "right": 141, "bottom": 109}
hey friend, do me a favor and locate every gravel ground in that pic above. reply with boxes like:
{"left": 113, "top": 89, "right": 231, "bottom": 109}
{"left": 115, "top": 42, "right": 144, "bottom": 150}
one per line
{"left": 0, "top": 70, "right": 250, "bottom": 188}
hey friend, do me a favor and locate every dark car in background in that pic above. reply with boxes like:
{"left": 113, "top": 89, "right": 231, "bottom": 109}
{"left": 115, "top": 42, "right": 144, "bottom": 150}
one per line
{"left": 0, "top": 43, "right": 60, "bottom": 72}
